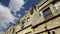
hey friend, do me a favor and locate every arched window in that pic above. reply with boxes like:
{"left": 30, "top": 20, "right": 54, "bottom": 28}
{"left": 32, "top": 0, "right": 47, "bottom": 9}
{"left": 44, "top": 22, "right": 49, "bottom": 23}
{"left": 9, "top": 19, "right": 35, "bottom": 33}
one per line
{"left": 52, "top": 31, "right": 56, "bottom": 34}
{"left": 48, "top": 31, "right": 51, "bottom": 34}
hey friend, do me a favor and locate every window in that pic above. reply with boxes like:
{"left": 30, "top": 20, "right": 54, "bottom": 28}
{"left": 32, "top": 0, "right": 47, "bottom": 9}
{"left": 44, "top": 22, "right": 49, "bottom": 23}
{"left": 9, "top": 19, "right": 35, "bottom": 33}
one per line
{"left": 43, "top": 8, "right": 53, "bottom": 20}
{"left": 27, "top": 17, "right": 30, "bottom": 19}
{"left": 30, "top": 7, "right": 34, "bottom": 15}
{"left": 47, "top": 31, "right": 51, "bottom": 34}
{"left": 52, "top": 31, "right": 56, "bottom": 34}
{"left": 47, "top": 31, "right": 56, "bottom": 34}
{"left": 21, "top": 21, "right": 25, "bottom": 29}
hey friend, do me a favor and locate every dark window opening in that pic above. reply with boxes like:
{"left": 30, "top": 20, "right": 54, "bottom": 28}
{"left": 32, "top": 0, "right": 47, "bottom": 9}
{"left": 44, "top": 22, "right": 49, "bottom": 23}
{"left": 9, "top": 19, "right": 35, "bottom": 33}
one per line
{"left": 30, "top": 7, "right": 34, "bottom": 15}
{"left": 52, "top": 31, "right": 56, "bottom": 34}
{"left": 27, "top": 17, "right": 30, "bottom": 19}
{"left": 43, "top": 8, "right": 53, "bottom": 20}
{"left": 21, "top": 21, "right": 25, "bottom": 29}
{"left": 45, "top": 26, "right": 48, "bottom": 30}
{"left": 48, "top": 31, "right": 51, "bottom": 34}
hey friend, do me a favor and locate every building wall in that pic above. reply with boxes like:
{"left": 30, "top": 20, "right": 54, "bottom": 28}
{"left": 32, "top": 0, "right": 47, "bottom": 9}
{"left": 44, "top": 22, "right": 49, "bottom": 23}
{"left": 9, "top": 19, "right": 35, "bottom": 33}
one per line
{"left": 33, "top": 16, "right": 60, "bottom": 34}
{"left": 2, "top": 0, "right": 60, "bottom": 34}
{"left": 17, "top": 26, "right": 33, "bottom": 34}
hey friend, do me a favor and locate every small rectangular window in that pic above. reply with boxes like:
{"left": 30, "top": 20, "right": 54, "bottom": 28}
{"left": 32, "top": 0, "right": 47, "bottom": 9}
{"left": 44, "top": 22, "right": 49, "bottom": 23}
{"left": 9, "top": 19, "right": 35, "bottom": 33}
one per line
{"left": 43, "top": 8, "right": 53, "bottom": 20}
{"left": 30, "top": 7, "right": 34, "bottom": 15}
{"left": 21, "top": 21, "right": 25, "bottom": 29}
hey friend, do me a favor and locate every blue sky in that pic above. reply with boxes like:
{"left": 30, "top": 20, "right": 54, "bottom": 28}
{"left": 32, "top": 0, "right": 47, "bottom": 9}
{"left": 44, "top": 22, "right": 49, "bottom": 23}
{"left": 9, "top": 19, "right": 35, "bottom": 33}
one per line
{"left": 0, "top": 0, "right": 40, "bottom": 34}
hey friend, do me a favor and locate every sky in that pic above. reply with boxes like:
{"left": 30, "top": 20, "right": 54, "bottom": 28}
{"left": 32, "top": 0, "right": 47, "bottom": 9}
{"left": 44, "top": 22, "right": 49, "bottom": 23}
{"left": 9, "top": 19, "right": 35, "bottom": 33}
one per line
{"left": 0, "top": 0, "right": 40, "bottom": 34}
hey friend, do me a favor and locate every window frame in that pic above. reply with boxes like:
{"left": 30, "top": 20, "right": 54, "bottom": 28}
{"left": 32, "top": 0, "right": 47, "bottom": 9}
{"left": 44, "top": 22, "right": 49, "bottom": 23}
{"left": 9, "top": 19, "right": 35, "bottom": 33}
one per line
{"left": 43, "top": 8, "right": 53, "bottom": 20}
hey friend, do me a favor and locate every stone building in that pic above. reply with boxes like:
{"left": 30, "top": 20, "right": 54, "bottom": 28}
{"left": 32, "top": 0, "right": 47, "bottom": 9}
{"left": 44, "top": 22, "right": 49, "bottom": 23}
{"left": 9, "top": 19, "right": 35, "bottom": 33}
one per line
{"left": 2, "top": 0, "right": 60, "bottom": 34}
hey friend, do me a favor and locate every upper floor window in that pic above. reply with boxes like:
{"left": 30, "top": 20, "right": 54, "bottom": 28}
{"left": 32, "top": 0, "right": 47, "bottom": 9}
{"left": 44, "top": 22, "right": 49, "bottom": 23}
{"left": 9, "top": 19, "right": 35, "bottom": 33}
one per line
{"left": 21, "top": 21, "right": 25, "bottom": 29}
{"left": 30, "top": 7, "right": 34, "bottom": 15}
{"left": 43, "top": 8, "right": 53, "bottom": 20}
{"left": 52, "top": 31, "right": 56, "bottom": 34}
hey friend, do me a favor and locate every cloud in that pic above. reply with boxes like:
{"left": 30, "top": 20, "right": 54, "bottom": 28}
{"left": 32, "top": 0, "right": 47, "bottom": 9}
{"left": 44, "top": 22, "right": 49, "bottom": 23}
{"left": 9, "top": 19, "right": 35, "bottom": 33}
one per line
{"left": 25, "top": 11, "right": 28, "bottom": 13}
{"left": 17, "top": 14, "right": 21, "bottom": 17}
{"left": 9, "top": 0, "right": 25, "bottom": 15}
{"left": 0, "top": 5, "right": 15, "bottom": 31}
{"left": 0, "top": 0, "right": 26, "bottom": 33}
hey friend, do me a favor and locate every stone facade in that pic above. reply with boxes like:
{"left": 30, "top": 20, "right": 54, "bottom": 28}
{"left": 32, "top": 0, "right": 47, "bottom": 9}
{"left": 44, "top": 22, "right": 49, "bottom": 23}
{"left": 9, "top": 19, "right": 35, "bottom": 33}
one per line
{"left": 2, "top": 0, "right": 60, "bottom": 34}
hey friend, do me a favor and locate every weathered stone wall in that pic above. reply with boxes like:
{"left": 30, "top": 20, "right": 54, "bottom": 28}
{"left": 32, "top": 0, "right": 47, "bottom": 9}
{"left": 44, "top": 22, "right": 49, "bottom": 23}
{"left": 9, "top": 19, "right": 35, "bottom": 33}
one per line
{"left": 2, "top": 0, "right": 60, "bottom": 34}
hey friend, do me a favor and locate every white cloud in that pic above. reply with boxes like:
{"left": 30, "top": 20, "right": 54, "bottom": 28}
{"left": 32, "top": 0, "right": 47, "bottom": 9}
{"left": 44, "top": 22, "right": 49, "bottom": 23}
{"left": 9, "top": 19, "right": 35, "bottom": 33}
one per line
{"left": 0, "top": 5, "right": 15, "bottom": 31}
{"left": 25, "top": 11, "right": 28, "bottom": 13}
{"left": 18, "top": 14, "right": 21, "bottom": 17}
{"left": 9, "top": 0, "right": 25, "bottom": 15}
{"left": 0, "top": 0, "right": 25, "bottom": 33}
